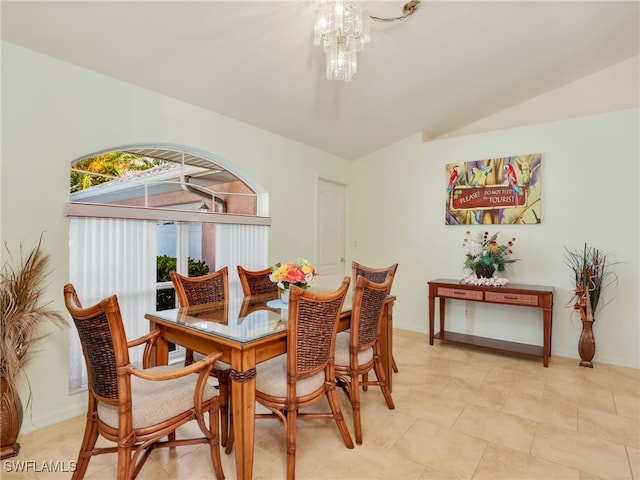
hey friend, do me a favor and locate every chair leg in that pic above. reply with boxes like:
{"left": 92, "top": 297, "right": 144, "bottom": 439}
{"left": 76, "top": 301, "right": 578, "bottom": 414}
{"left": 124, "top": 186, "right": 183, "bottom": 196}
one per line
{"left": 350, "top": 373, "right": 364, "bottom": 445}
{"left": 184, "top": 349, "right": 195, "bottom": 366}
{"left": 285, "top": 408, "right": 297, "bottom": 480}
{"left": 208, "top": 399, "right": 225, "bottom": 480}
{"left": 224, "top": 408, "right": 234, "bottom": 455}
{"left": 116, "top": 444, "right": 133, "bottom": 480}
{"left": 363, "top": 353, "right": 397, "bottom": 391}
{"left": 217, "top": 374, "right": 230, "bottom": 449}
{"left": 325, "top": 384, "right": 355, "bottom": 449}
{"left": 71, "top": 412, "right": 100, "bottom": 480}
{"left": 373, "top": 354, "right": 395, "bottom": 410}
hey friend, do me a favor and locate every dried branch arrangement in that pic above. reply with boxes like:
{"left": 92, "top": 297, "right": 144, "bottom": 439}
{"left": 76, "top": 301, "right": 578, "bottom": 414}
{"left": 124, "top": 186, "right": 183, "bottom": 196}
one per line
{"left": 1, "top": 235, "right": 68, "bottom": 392}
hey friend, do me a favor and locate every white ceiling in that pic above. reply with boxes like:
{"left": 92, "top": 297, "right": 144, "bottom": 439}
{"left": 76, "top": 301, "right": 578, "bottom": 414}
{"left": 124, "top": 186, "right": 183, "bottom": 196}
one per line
{"left": 2, "top": 1, "right": 639, "bottom": 159}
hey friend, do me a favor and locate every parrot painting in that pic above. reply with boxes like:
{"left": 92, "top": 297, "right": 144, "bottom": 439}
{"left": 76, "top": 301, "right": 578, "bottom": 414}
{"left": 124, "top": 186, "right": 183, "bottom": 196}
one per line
{"left": 504, "top": 164, "right": 522, "bottom": 205}
{"left": 446, "top": 165, "right": 459, "bottom": 195}
{"left": 470, "top": 165, "right": 492, "bottom": 186}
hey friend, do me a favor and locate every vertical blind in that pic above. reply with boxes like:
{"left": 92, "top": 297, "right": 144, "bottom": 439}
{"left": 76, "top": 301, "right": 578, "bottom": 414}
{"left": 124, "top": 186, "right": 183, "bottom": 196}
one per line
{"left": 68, "top": 217, "right": 156, "bottom": 392}
{"left": 217, "top": 223, "right": 271, "bottom": 331}
{"left": 216, "top": 223, "right": 269, "bottom": 299}
{"left": 68, "top": 218, "right": 269, "bottom": 392}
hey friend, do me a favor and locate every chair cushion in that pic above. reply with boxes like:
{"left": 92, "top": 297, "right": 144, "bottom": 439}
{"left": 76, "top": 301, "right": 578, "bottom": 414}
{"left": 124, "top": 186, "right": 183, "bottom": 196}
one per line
{"left": 256, "top": 355, "right": 325, "bottom": 398}
{"left": 97, "top": 365, "right": 217, "bottom": 429}
{"left": 193, "top": 352, "right": 231, "bottom": 371}
{"left": 334, "top": 331, "right": 374, "bottom": 367}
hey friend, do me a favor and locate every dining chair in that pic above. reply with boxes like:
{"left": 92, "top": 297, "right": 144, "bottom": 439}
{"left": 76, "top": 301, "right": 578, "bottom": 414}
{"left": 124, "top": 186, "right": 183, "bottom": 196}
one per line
{"left": 334, "top": 275, "right": 395, "bottom": 444}
{"left": 250, "top": 278, "right": 354, "bottom": 480}
{"left": 351, "top": 261, "right": 399, "bottom": 373}
{"left": 63, "top": 284, "right": 225, "bottom": 480}
{"left": 170, "top": 267, "right": 233, "bottom": 449}
{"left": 237, "top": 265, "right": 279, "bottom": 296}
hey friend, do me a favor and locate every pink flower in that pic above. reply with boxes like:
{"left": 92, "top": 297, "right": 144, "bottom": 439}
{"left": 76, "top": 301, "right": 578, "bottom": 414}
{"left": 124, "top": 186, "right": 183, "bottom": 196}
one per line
{"left": 284, "top": 266, "right": 306, "bottom": 283}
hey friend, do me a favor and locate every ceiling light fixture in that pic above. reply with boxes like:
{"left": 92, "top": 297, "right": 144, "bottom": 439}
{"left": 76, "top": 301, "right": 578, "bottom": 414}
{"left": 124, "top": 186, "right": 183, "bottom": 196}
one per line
{"left": 314, "top": 0, "right": 421, "bottom": 82}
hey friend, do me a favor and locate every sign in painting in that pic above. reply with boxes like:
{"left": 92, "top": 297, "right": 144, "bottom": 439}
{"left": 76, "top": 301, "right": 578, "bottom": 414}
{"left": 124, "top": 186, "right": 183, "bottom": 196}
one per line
{"left": 445, "top": 154, "right": 541, "bottom": 225}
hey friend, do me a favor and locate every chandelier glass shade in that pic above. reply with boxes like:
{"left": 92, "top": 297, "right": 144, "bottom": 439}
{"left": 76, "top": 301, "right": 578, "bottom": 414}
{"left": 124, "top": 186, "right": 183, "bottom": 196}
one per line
{"left": 314, "top": 1, "right": 370, "bottom": 81}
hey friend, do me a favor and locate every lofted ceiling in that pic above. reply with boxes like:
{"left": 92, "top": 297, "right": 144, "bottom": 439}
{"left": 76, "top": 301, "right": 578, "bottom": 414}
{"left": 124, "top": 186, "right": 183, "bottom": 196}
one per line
{"left": 2, "top": 1, "right": 639, "bottom": 159}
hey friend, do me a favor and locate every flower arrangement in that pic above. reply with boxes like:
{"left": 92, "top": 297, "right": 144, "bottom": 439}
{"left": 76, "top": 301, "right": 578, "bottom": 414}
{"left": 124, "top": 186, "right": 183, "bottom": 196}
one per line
{"left": 462, "top": 231, "right": 517, "bottom": 285}
{"left": 564, "top": 243, "right": 618, "bottom": 322}
{"left": 269, "top": 257, "right": 317, "bottom": 291}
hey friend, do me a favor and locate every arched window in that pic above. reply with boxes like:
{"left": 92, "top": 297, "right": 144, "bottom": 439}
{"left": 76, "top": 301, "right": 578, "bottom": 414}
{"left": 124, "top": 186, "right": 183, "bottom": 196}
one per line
{"left": 67, "top": 145, "right": 269, "bottom": 216}
{"left": 66, "top": 144, "right": 270, "bottom": 391}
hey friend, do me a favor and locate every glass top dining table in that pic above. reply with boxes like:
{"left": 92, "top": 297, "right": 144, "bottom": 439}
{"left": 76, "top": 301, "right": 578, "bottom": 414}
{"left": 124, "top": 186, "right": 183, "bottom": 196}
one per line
{"left": 149, "top": 290, "right": 356, "bottom": 344}
{"left": 145, "top": 290, "right": 395, "bottom": 480}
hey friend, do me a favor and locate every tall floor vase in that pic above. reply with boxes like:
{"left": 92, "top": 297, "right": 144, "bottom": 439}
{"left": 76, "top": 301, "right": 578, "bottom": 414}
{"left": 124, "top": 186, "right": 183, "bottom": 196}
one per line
{"left": 578, "top": 319, "right": 596, "bottom": 368}
{"left": 0, "top": 376, "right": 23, "bottom": 459}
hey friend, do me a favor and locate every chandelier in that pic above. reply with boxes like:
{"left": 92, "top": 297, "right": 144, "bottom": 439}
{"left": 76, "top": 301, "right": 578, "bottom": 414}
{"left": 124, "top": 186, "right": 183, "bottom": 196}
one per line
{"left": 314, "top": 1, "right": 421, "bottom": 82}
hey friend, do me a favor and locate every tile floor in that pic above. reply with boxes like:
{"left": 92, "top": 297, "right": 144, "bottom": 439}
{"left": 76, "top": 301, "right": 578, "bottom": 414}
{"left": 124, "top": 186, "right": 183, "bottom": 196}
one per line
{"left": 4, "top": 329, "right": 639, "bottom": 479}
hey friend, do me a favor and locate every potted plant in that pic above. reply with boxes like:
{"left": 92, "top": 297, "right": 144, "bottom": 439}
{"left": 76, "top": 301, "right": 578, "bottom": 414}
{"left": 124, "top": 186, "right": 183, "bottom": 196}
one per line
{"left": 564, "top": 243, "right": 618, "bottom": 367}
{"left": 462, "top": 231, "right": 518, "bottom": 285}
{"left": 0, "top": 235, "right": 68, "bottom": 458}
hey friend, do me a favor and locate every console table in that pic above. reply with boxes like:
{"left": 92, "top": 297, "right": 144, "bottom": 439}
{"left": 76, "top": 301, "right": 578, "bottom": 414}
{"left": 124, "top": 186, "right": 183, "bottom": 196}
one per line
{"left": 428, "top": 278, "right": 554, "bottom": 367}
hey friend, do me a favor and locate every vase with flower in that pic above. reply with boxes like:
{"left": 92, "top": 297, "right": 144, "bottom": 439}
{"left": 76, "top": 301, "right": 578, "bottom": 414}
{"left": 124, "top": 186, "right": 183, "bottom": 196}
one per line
{"left": 1, "top": 235, "right": 68, "bottom": 458}
{"left": 269, "top": 257, "right": 317, "bottom": 303}
{"left": 462, "top": 231, "right": 518, "bottom": 286}
{"left": 564, "top": 243, "right": 618, "bottom": 367}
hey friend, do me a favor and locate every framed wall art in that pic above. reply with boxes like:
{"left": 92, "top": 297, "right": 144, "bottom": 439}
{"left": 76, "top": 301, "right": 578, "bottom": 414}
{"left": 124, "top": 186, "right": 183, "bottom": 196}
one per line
{"left": 445, "top": 153, "right": 541, "bottom": 225}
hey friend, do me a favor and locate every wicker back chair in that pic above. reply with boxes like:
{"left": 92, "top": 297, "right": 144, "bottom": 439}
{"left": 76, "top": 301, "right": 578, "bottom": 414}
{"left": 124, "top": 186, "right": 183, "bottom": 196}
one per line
{"left": 351, "top": 261, "right": 398, "bottom": 288}
{"left": 351, "top": 261, "right": 399, "bottom": 373}
{"left": 237, "top": 265, "right": 279, "bottom": 296}
{"left": 334, "top": 275, "right": 395, "bottom": 444}
{"left": 171, "top": 267, "right": 228, "bottom": 307}
{"left": 170, "top": 267, "right": 233, "bottom": 450}
{"left": 252, "top": 278, "right": 354, "bottom": 480}
{"left": 63, "top": 284, "right": 225, "bottom": 480}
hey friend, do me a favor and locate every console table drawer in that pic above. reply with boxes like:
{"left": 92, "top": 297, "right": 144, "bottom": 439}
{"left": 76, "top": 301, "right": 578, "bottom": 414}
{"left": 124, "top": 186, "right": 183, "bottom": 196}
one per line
{"left": 485, "top": 291, "right": 539, "bottom": 306}
{"left": 437, "top": 287, "right": 483, "bottom": 301}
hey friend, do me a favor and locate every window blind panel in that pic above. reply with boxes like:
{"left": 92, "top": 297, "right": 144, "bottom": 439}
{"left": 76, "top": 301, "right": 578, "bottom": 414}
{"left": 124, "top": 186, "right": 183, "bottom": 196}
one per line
{"left": 216, "top": 224, "right": 269, "bottom": 300}
{"left": 68, "top": 217, "right": 156, "bottom": 392}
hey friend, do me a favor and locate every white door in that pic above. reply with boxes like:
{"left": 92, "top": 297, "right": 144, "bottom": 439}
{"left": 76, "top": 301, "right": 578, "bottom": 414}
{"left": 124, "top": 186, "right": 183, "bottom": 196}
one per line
{"left": 316, "top": 179, "right": 346, "bottom": 289}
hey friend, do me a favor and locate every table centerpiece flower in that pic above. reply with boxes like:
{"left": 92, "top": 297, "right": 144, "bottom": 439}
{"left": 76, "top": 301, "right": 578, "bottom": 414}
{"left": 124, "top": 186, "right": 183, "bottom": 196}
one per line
{"left": 269, "top": 257, "right": 317, "bottom": 302}
{"left": 461, "top": 231, "right": 517, "bottom": 286}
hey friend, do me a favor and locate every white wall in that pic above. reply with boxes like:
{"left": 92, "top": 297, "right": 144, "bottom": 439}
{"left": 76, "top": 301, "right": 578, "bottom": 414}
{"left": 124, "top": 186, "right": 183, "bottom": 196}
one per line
{"left": 1, "top": 42, "right": 350, "bottom": 433}
{"left": 350, "top": 108, "right": 639, "bottom": 370}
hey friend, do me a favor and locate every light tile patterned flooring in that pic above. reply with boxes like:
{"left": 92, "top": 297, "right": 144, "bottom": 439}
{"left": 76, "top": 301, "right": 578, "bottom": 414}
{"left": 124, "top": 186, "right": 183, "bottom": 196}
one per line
{"left": 5, "top": 329, "right": 639, "bottom": 479}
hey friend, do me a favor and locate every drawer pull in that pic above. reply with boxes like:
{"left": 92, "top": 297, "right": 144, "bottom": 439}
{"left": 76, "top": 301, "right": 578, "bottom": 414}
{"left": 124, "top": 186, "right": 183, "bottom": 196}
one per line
{"left": 504, "top": 295, "right": 518, "bottom": 300}
{"left": 453, "top": 291, "right": 467, "bottom": 295}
